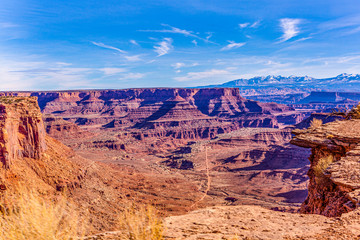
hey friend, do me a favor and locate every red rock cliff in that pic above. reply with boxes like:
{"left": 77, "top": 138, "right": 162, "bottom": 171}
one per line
{"left": 0, "top": 97, "right": 46, "bottom": 168}
{"left": 291, "top": 119, "right": 360, "bottom": 216}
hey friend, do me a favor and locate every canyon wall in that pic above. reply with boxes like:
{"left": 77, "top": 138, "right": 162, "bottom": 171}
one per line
{"left": 0, "top": 97, "right": 46, "bottom": 168}
{"left": 0, "top": 88, "right": 303, "bottom": 141}
{"left": 291, "top": 119, "right": 360, "bottom": 216}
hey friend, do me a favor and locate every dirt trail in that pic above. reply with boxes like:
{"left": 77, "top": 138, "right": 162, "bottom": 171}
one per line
{"left": 189, "top": 147, "right": 212, "bottom": 210}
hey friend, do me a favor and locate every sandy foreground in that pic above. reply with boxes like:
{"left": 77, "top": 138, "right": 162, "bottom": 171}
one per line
{"left": 163, "top": 205, "right": 360, "bottom": 240}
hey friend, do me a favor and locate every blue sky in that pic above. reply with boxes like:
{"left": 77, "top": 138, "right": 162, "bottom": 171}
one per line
{"left": 1, "top": 0, "right": 360, "bottom": 90}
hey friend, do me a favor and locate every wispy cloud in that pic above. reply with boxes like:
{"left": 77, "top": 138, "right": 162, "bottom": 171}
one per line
{"left": 118, "top": 72, "right": 145, "bottom": 81}
{"left": 91, "top": 41, "right": 127, "bottom": 53}
{"left": 174, "top": 69, "right": 230, "bottom": 82}
{"left": 171, "top": 62, "right": 199, "bottom": 70}
{"left": 320, "top": 15, "right": 360, "bottom": 32}
{"left": 239, "top": 20, "right": 260, "bottom": 29}
{"left": 220, "top": 41, "right": 246, "bottom": 51}
{"left": 172, "top": 62, "right": 185, "bottom": 69}
{"left": 192, "top": 40, "right": 198, "bottom": 46}
{"left": 129, "top": 39, "right": 139, "bottom": 46}
{"left": 154, "top": 38, "right": 173, "bottom": 56}
{"left": 250, "top": 20, "right": 261, "bottom": 28}
{"left": 239, "top": 23, "right": 250, "bottom": 29}
{"left": 101, "top": 67, "right": 127, "bottom": 75}
{"left": 279, "top": 18, "right": 302, "bottom": 42}
{"left": 0, "top": 22, "right": 19, "bottom": 28}
{"left": 124, "top": 54, "right": 142, "bottom": 62}
{"left": 139, "top": 24, "right": 214, "bottom": 43}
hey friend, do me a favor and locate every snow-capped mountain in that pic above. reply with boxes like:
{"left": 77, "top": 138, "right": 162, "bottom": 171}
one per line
{"left": 198, "top": 74, "right": 360, "bottom": 92}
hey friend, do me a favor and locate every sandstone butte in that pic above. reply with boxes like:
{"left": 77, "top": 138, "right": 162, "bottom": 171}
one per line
{"left": 1, "top": 95, "right": 360, "bottom": 239}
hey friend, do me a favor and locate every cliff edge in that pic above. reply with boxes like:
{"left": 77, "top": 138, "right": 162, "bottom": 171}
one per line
{"left": 291, "top": 119, "right": 360, "bottom": 216}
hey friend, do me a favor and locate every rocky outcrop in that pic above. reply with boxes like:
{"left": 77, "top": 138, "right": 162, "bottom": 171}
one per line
{"left": 0, "top": 97, "right": 46, "bottom": 168}
{"left": 0, "top": 96, "right": 81, "bottom": 191}
{"left": 291, "top": 119, "right": 360, "bottom": 216}
{"left": 295, "top": 113, "right": 344, "bottom": 129}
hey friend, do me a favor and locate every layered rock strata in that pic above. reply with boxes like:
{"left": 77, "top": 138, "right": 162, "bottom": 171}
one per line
{"left": 0, "top": 88, "right": 301, "bottom": 141}
{"left": 291, "top": 119, "right": 360, "bottom": 216}
{"left": 0, "top": 97, "right": 46, "bottom": 168}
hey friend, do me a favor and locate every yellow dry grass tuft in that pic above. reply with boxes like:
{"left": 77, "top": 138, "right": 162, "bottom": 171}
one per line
{"left": 313, "top": 155, "right": 334, "bottom": 178}
{"left": 310, "top": 118, "right": 323, "bottom": 129}
{"left": 0, "top": 187, "right": 85, "bottom": 240}
{"left": 119, "top": 203, "right": 164, "bottom": 240}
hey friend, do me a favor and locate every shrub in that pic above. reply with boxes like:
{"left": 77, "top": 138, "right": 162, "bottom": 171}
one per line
{"left": 313, "top": 155, "right": 334, "bottom": 177}
{"left": 0, "top": 188, "right": 85, "bottom": 240}
{"left": 347, "top": 103, "right": 360, "bottom": 119}
{"left": 119, "top": 204, "right": 164, "bottom": 240}
{"left": 310, "top": 118, "right": 323, "bottom": 129}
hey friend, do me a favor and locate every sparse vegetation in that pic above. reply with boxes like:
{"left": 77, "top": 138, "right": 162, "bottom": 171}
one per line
{"left": 326, "top": 134, "right": 335, "bottom": 139}
{"left": 0, "top": 188, "right": 85, "bottom": 240}
{"left": 119, "top": 204, "right": 164, "bottom": 240}
{"left": 346, "top": 103, "right": 360, "bottom": 119}
{"left": 310, "top": 118, "right": 323, "bottom": 128}
{"left": 331, "top": 103, "right": 360, "bottom": 120}
{"left": 313, "top": 155, "right": 334, "bottom": 178}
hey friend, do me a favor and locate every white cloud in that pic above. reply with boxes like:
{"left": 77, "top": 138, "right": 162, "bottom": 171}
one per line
{"left": 205, "top": 32, "right": 213, "bottom": 42}
{"left": 101, "top": 67, "right": 127, "bottom": 75}
{"left": 124, "top": 55, "right": 142, "bottom": 62}
{"left": 154, "top": 38, "right": 173, "bottom": 56}
{"left": 239, "top": 21, "right": 260, "bottom": 29}
{"left": 0, "top": 63, "right": 95, "bottom": 90}
{"left": 130, "top": 39, "right": 139, "bottom": 46}
{"left": 119, "top": 73, "right": 144, "bottom": 80}
{"left": 139, "top": 24, "right": 215, "bottom": 43}
{"left": 174, "top": 69, "right": 230, "bottom": 82}
{"left": 239, "top": 23, "right": 250, "bottom": 28}
{"left": 320, "top": 15, "right": 360, "bottom": 32}
{"left": 0, "top": 22, "right": 19, "bottom": 28}
{"left": 250, "top": 20, "right": 261, "bottom": 28}
{"left": 192, "top": 39, "right": 198, "bottom": 46}
{"left": 279, "top": 18, "right": 302, "bottom": 42}
{"left": 55, "top": 62, "right": 72, "bottom": 66}
{"left": 171, "top": 62, "right": 199, "bottom": 70}
{"left": 172, "top": 62, "right": 185, "bottom": 69}
{"left": 220, "top": 41, "right": 246, "bottom": 51}
{"left": 91, "top": 41, "right": 127, "bottom": 53}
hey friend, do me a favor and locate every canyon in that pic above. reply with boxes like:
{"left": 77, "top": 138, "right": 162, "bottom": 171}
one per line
{"left": 1, "top": 88, "right": 360, "bottom": 239}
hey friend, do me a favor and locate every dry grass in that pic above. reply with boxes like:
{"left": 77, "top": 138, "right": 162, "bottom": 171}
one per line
{"left": 310, "top": 118, "right": 323, "bottom": 129}
{"left": 119, "top": 203, "right": 164, "bottom": 240}
{"left": 313, "top": 155, "right": 334, "bottom": 177}
{"left": 347, "top": 103, "right": 360, "bottom": 119}
{"left": 0, "top": 188, "right": 85, "bottom": 240}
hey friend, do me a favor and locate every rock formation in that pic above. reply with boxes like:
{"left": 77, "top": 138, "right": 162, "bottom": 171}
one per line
{"left": 291, "top": 119, "right": 360, "bottom": 216}
{"left": 43, "top": 114, "right": 89, "bottom": 139}
{"left": 0, "top": 88, "right": 301, "bottom": 140}
{"left": 295, "top": 112, "right": 344, "bottom": 129}
{"left": 0, "top": 97, "right": 46, "bottom": 168}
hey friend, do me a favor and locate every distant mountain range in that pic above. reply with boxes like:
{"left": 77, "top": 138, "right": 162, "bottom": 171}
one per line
{"left": 198, "top": 73, "right": 360, "bottom": 94}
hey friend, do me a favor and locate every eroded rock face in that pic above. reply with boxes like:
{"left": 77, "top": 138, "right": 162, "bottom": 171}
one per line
{"left": 0, "top": 88, "right": 297, "bottom": 134}
{"left": 0, "top": 97, "right": 46, "bottom": 168}
{"left": 43, "top": 114, "right": 87, "bottom": 139}
{"left": 291, "top": 119, "right": 360, "bottom": 216}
